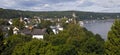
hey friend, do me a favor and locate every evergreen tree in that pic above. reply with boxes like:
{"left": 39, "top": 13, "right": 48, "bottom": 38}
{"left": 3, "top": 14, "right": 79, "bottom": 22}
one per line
{"left": 0, "top": 28, "right": 4, "bottom": 54}
{"left": 105, "top": 19, "right": 120, "bottom": 55}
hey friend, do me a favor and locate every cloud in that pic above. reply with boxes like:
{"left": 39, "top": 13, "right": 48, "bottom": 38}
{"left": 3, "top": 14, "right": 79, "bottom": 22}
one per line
{"left": 0, "top": 0, "right": 120, "bottom": 12}
{"left": 44, "top": 4, "right": 50, "bottom": 7}
{"left": 77, "top": 0, "right": 95, "bottom": 7}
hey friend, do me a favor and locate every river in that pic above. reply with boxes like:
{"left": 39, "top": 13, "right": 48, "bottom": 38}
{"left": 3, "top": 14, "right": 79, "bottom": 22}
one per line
{"left": 83, "top": 19, "right": 115, "bottom": 40}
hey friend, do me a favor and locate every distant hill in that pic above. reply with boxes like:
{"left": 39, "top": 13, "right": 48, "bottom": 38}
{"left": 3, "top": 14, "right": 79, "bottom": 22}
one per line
{"left": 0, "top": 8, "right": 120, "bottom": 20}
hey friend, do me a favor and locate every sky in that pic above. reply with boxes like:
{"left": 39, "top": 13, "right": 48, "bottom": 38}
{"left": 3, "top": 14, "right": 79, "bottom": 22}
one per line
{"left": 0, "top": 0, "right": 120, "bottom": 13}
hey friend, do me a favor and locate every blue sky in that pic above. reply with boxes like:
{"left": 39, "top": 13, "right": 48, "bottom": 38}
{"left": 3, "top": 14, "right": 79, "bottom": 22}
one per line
{"left": 0, "top": 0, "right": 120, "bottom": 12}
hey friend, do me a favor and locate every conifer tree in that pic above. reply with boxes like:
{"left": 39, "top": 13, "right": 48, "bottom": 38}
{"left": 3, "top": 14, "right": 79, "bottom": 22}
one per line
{"left": 105, "top": 19, "right": 120, "bottom": 55}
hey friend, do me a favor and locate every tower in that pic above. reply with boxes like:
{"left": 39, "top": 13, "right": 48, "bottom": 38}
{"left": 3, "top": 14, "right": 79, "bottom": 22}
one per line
{"left": 72, "top": 13, "right": 77, "bottom": 24}
{"left": 20, "top": 17, "right": 23, "bottom": 22}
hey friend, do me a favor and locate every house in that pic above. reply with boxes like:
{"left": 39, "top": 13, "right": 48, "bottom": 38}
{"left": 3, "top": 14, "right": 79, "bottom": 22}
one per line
{"left": 50, "top": 24, "right": 63, "bottom": 34}
{"left": 13, "top": 27, "right": 19, "bottom": 34}
{"left": 58, "top": 27, "right": 63, "bottom": 31}
{"left": 24, "top": 17, "right": 29, "bottom": 24}
{"left": 79, "top": 21, "right": 84, "bottom": 27}
{"left": 56, "top": 24, "right": 63, "bottom": 31}
{"left": 8, "top": 19, "right": 13, "bottom": 25}
{"left": 50, "top": 26, "right": 58, "bottom": 34}
{"left": 32, "top": 29, "right": 46, "bottom": 39}
{"left": 65, "top": 20, "right": 69, "bottom": 23}
{"left": 21, "top": 28, "right": 46, "bottom": 39}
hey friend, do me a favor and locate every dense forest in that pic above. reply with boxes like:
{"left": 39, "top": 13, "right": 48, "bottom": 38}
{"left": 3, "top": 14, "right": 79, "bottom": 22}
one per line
{"left": 0, "top": 8, "right": 120, "bottom": 20}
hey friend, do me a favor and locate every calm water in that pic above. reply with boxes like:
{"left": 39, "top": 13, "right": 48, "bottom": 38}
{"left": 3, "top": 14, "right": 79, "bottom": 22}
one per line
{"left": 83, "top": 19, "right": 115, "bottom": 40}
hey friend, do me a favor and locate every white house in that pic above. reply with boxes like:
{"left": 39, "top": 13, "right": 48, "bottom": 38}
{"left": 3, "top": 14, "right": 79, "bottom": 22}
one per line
{"left": 21, "top": 28, "right": 46, "bottom": 39}
{"left": 32, "top": 29, "right": 46, "bottom": 39}
{"left": 52, "top": 28, "right": 59, "bottom": 34}
{"left": 79, "top": 21, "right": 84, "bottom": 27}
{"left": 8, "top": 19, "right": 13, "bottom": 25}
{"left": 13, "top": 27, "right": 19, "bottom": 34}
{"left": 33, "top": 35, "right": 44, "bottom": 39}
{"left": 50, "top": 24, "right": 63, "bottom": 34}
{"left": 58, "top": 27, "right": 63, "bottom": 31}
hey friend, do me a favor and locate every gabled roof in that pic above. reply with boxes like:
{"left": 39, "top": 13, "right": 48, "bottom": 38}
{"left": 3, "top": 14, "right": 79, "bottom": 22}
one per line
{"left": 31, "top": 29, "right": 46, "bottom": 35}
{"left": 21, "top": 29, "right": 31, "bottom": 35}
{"left": 21, "top": 28, "right": 46, "bottom": 35}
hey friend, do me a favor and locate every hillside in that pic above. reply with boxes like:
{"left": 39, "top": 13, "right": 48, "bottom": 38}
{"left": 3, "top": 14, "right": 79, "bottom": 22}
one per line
{"left": 0, "top": 8, "right": 120, "bottom": 20}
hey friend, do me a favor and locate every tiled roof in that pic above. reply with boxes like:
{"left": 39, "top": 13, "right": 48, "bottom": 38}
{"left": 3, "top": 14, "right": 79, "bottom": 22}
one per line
{"left": 31, "top": 29, "right": 46, "bottom": 35}
{"left": 21, "top": 28, "right": 46, "bottom": 35}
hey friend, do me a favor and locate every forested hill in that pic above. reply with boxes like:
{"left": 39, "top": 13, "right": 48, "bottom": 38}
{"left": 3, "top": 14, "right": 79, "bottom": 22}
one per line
{"left": 0, "top": 8, "right": 120, "bottom": 20}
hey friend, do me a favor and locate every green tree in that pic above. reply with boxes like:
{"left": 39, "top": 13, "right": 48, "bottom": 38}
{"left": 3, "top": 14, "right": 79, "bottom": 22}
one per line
{"left": 8, "top": 27, "right": 13, "bottom": 36}
{"left": 0, "top": 19, "right": 8, "bottom": 25}
{"left": 38, "top": 20, "right": 52, "bottom": 29}
{"left": 105, "top": 19, "right": 120, "bottom": 55}
{"left": 1, "top": 34, "right": 32, "bottom": 55}
{"left": 0, "top": 28, "right": 4, "bottom": 54}
{"left": 0, "top": 28, "right": 3, "bottom": 45}
{"left": 12, "top": 39, "right": 48, "bottom": 55}
{"left": 12, "top": 19, "right": 24, "bottom": 29}
{"left": 47, "top": 24, "right": 104, "bottom": 55}
{"left": 10, "top": 23, "right": 104, "bottom": 55}
{"left": 12, "top": 39, "right": 77, "bottom": 55}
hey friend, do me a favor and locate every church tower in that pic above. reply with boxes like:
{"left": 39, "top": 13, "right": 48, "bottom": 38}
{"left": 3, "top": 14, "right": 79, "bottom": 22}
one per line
{"left": 72, "top": 13, "right": 77, "bottom": 24}
{"left": 20, "top": 17, "right": 23, "bottom": 22}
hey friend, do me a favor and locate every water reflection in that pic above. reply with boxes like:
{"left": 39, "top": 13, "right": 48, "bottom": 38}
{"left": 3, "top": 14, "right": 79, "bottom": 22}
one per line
{"left": 83, "top": 19, "right": 114, "bottom": 40}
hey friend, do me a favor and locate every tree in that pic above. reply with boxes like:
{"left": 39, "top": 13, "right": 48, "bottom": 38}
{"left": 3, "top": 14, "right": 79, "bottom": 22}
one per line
{"left": 47, "top": 24, "right": 104, "bottom": 55}
{"left": 5, "top": 23, "right": 105, "bottom": 55}
{"left": 0, "top": 28, "right": 3, "bottom": 45}
{"left": 0, "top": 28, "right": 4, "bottom": 54}
{"left": 12, "top": 19, "right": 24, "bottom": 29}
{"left": 65, "top": 25, "right": 104, "bottom": 55}
{"left": 12, "top": 39, "right": 48, "bottom": 55}
{"left": 0, "top": 19, "right": 9, "bottom": 25}
{"left": 1, "top": 34, "right": 32, "bottom": 55}
{"left": 37, "top": 20, "right": 52, "bottom": 29}
{"left": 12, "top": 39, "right": 77, "bottom": 55}
{"left": 105, "top": 19, "right": 120, "bottom": 55}
{"left": 8, "top": 27, "right": 13, "bottom": 36}
{"left": 45, "top": 44, "right": 77, "bottom": 55}
{"left": 79, "top": 37, "right": 104, "bottom": 54}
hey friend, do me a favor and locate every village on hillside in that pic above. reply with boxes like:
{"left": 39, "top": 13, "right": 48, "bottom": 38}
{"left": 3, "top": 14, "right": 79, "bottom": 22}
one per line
{"left": 0, "top": 13, "right": 84, "bottom": 39}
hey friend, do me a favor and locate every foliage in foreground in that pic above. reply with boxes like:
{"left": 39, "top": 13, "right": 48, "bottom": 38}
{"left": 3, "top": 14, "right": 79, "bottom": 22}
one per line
{"left": 11, "top": 24, "right": 104, "bottom": 55}
{"left": 1, "top": 19, "right": 120, "bottom": 55}
{"left": 105, "top": 19, "right": 120, "bottom": 55}
{"left": 1, "top": 34, "right": 32, "bottom": 55}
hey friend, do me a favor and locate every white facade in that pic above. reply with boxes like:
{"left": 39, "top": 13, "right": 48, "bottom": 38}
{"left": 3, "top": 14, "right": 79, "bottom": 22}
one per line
{"left": 52, "top": 29, "right": 58, "bottom": 34}
{"left": 25, "top": 25, "right": 29, "bottom": 28}
{"left": 65, "top": 20, "right": 69, "bottom": 23}
{"left": 13, "top": 27, "right": 19, "bottom": 34}
{"left": 24, "top": 18, "right": 28, "bottom": 20}
{"left": 32, "top": 35, "right": 43, "bottom": 39}
{"left": 79, "top": 21, "right": 84, "bottom": 27}
{"left": 8, "top": 21, "right": 13, "bottom": 25}
{"left": 8, "top": 19, "right": 13, "bottom": 25}
{"left": 58, "top": 27, "right": 63, "bottom": 31}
